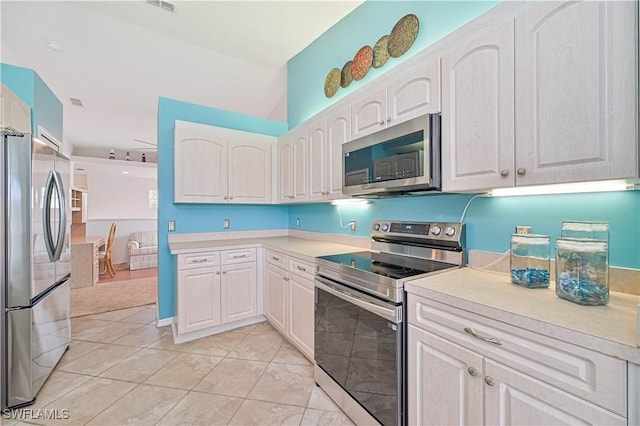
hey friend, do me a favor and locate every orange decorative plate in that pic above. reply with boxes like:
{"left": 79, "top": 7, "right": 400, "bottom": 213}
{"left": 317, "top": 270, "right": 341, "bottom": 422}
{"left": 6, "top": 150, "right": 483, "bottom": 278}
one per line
{"left": 373, "top": 35, "right": 390, "bottom": 68}
{"left": 324, "top": 68, "right": 341, "bottom": 98}
{"left": 351, "top": 45, "right": 373, "bottom": 81}
{"left": 388, "top": 14, "right": 419, "bottom": 58}
{"left": 341, "top": 61, "right": 353, "bottom": 88}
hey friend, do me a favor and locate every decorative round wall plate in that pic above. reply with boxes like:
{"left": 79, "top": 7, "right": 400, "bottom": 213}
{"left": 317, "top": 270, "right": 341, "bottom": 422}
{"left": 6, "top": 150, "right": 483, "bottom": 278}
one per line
{"left": 373, "top": 35, "right": 390, "bottom": 68}
{"left": 341, "top": 61, "right": 353, "bottom": 88}
{"left": 388, "top": 14, "right": 419, "bottom": 58}
{"left": 351, "top": 45, "right": 373, "bottom": 81}
{"left": 324, "top": 67, "right": 341, "bottom": 98}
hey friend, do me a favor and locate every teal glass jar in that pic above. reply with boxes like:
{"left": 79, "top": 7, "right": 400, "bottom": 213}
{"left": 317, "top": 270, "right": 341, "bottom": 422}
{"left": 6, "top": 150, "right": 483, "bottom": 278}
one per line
{"left": 510, "top": 234, "right": 550, "bottom": 288}
{"left": 555, "top": 238, "right": 609, "bottom": 305}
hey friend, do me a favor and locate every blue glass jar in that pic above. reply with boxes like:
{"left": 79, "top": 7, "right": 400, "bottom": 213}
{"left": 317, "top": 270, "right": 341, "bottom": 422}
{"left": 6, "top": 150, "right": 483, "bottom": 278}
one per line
{"left": 555, "top": 238, "right": 609, "bottom": 305}
{"left": 510, "top": 234, "right": 550, "bottom": 288}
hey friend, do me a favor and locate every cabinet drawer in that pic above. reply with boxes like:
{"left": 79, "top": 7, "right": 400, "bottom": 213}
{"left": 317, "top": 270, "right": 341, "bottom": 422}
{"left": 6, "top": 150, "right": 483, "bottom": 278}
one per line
{"left": 288, "top": 256, "right": 315, "bottom": 281}
{"left": 408, "top": 295, "right": 627, "bottom": 416}
{"left": 177, "top": 251, "right": 220, "bottom": 270}
{"left": 221, "top": 248, "right": 256, "bottom": 265}
{"left": 266, "top": 249, "right": 288, "bottom": 268}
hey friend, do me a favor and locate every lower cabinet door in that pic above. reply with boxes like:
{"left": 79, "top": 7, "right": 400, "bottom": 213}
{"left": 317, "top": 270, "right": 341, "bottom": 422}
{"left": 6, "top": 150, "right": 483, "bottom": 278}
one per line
{"left": 177, "top": 266, "right": 221, "bottom": 334}
{"left": 287, "top": 275, "right": 314, "bottom": 359}
{"left": 265, "top": 264, "right": 287, "bottom": 334}
{"left": 484, "top": 359, "right": 626, "bottom": 426}
{"left": 408, "top": 324, "right": 484, "bottom": 426}
{"left": 220, "top": 262, "right": 257, "bottom": 323}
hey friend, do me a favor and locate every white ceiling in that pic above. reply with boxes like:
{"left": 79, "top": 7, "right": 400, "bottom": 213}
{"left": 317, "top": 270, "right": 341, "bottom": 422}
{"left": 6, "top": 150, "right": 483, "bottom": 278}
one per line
{"left": 0, "top": 0, "right": 362, "bottom": 155}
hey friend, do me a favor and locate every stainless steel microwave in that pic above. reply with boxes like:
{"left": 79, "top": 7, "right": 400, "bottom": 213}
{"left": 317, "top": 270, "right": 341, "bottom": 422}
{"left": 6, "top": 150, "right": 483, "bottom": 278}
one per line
{"left": 342, "top": 113, "right": 441, "bottom": 196}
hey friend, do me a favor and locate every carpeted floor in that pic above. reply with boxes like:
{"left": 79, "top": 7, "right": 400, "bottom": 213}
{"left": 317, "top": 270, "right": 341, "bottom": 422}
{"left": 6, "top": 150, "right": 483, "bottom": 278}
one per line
{"left": 71, "top": 277, "right": 158, "bottom": 317}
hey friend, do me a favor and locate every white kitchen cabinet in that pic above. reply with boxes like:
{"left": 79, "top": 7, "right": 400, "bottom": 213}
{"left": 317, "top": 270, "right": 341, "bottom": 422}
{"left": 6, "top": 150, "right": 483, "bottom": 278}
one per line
{"left": 174, "top": 120, "right": 274, "bottom": 204}
{"left": 278, "top": 129, "right": 308, "bottom": 203}
{"left": 308, "top": 118, "right": 327, "bottom": 202}
{"left": 175, "top": 248, "right": 259, "bottom": 341}
{"left": 442, "top": 1, "right": 638, "bottom": 192}
{"left": 325, "top": 107, "right": 351, "bottom": 200}
{"left": 351, "top": 59, "right": 441, "bottom": 140}
{"left": 407, "top": 294, "right": 629, "bottom": 425}
{"left": 177, "top": 265, "right": 221, "bottom": 335}
{"left": 441, "top": 21, "right": 515, "bottom": 192}
{"left": 220, "top": 261, "right": 257, "bottom": 324}
{"left": 513, "top": 1, "right": 637, "bottom": 186}
{"left": 408, "top": 324, "right": 483, "bottom": 426}
{"left": 0, "top": 83, "right": 31, "bottom": 134}
{"left": 264, "top": 249, "right": 315, "bottom": 360}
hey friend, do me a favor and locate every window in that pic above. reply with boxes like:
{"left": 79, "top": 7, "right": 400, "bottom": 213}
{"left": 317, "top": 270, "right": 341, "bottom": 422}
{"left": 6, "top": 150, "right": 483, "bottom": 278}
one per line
{"left": 149, "top": 190, "right": 158, "bottom": 208}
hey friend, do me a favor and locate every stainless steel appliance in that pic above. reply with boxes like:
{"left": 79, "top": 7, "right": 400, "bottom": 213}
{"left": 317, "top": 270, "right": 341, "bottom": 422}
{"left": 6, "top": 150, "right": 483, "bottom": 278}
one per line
{"left": 1, "top": 131, "right": 71, "bottom": 410}
{"left": 342, "top": 114, "right": 441, "bottom": 197}
{"left": 314, "top": 220, "right": 465, "bottom": 425}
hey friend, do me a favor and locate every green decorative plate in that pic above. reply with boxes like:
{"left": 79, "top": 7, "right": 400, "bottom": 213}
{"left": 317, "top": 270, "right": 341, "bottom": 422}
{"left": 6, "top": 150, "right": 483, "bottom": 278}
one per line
{"left": 324, "top": 68, "right": 341, "bottom": 98}
{"left": 388, "top": 14, "right": 419, "bottom": 58}
{"left": 373, "top": 35, "right": 390, "bottom": 68}
{"left": 341, "top": 61, "right": 353, "bottom": 88}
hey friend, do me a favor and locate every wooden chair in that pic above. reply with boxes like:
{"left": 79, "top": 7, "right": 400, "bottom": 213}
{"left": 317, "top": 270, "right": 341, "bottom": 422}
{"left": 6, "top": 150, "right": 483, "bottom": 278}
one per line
{"left": 98, "top": 222, "right": 117, "bottom": 278}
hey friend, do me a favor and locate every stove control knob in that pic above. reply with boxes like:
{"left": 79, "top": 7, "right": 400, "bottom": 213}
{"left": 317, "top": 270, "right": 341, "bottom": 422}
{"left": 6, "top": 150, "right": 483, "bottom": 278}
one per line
{"left": 373, "top": 223, "right": 380, "bottom": 231}
{"left": 431, "top": 226, "right": 442, "bottom": 236}
{"left": 381, "top": 223, "right": 389, "bottom": 232}
{"left": 445, "top": 226, "right": 456, "bottom": 237}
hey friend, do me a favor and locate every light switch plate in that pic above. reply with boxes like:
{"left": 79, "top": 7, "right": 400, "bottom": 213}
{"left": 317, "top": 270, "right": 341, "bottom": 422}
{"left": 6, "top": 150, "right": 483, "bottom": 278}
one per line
{"left": 168, "top": 221, "right": 176, "bottom": 232}
{"left": 223, "top": 219, "right": 230, "bottom": 229}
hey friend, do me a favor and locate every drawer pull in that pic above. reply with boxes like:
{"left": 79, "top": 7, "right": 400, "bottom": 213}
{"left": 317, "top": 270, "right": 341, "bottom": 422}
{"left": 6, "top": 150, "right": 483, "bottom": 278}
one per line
{"left": 297, "top": 265, "right": 306, "bottom": 272}
{"left": 190, "top": 258, "right": 209, "bottom": 263}
{"left": 272, "top": 256, "right": 280, "bottom": 261}
{"left": 231, "top": 254, "right": 247, "bottom": 259}
{"left": 485, "top": 376, "right": 495, "bottom": 386}
{"left": 468, "top": 367, "right": 478, "bottom": 377}
{"left": 464, "top": 327, "right": 502, "bottom": 346}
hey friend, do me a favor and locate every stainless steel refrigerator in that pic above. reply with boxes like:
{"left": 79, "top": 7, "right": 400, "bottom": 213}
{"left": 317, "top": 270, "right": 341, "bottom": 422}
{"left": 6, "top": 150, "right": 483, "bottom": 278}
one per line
{"left": 1, "top": 131, "right": 71, "bottom": 410}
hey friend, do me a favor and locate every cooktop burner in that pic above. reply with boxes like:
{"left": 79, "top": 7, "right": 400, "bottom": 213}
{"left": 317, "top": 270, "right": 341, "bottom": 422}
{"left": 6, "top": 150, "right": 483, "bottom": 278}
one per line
{"left": 318, "top": 251, "right": 456, "bottom": 280}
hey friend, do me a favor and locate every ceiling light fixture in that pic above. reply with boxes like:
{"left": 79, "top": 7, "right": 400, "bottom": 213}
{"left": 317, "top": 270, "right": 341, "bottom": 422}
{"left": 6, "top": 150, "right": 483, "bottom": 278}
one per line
{"left": 46, "top": 41, "right": 60, "bottom": 51}
{"left": 69, "top": 98, "right": 83, "bottom": 107}
{"left": 145, "top": 0, "right": 175, "bottom": 12}
{"left": 489, "top": 179, "right": 635, "bottom": 197}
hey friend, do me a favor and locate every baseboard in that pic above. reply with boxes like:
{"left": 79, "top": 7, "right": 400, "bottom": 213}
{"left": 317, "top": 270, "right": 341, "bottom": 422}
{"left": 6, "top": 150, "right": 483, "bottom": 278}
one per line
{"left": 156, "top": 309, "right": 173, "bottom": 328}
{"left": 171, "top": 315, "right": 266, "bottom": 344}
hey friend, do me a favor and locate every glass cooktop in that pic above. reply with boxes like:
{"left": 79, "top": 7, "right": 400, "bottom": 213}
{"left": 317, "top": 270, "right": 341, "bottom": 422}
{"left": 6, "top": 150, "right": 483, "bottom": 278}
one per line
{"left": 318, "top": 251, "right": 456, "bottom": 280}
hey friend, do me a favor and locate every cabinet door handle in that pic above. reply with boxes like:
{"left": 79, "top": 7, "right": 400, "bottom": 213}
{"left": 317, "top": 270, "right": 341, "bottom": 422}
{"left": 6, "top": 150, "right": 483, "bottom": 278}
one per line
{"left": 516, "top": 168, "right": 527, "bottom": 176}
{"left": 223, "top": 196, "right": 228, "bottom": 200}
{"left": 386, "top": 117, "right": 391, "bottom": 122}
{"left": 485, "top": 376, "right": 495, "bottom": 386}
{"left": 464, "top": 327, "right": 502, "bottom": 345}
{"left": 229, "top": 196, "right": 233, "bottom": 200}
{"left": 500, "top": 169, "right": 509, "bottom": 177}
{"left": 222, "top": 271, "right": 227, "bottom": 274}
{"left": 379, "top": 120, "right": 384, "bottom": 125}
{"left": 216, "top": 271, "right": 220, "bottom": 275}
{"left": 468, "top": 367, "right": 478, "bottom": 377}
{"left": 297, "top": 265, "right": 306, "bottom": 272}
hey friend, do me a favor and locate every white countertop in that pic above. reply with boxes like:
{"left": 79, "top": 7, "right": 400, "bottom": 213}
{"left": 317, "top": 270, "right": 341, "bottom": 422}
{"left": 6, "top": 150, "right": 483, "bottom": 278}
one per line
{"left": 169, "top": 236, "right": 362, "bottom": 259}
{"left": 406, "top": 267, "right": 640, "bottom": 364}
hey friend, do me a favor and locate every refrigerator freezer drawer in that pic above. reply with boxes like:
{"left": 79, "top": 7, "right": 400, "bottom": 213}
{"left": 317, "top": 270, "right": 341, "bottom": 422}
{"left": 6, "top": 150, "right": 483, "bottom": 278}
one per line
{"left": 5, "top": 280, "right": 71, "bottom": 409}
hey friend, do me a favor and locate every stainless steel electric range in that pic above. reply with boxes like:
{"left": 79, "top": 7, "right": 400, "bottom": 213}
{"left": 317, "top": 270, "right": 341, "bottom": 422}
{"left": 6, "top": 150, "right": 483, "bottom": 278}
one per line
{"left": 314, "top": 220, "right": 466, "bottom": 426}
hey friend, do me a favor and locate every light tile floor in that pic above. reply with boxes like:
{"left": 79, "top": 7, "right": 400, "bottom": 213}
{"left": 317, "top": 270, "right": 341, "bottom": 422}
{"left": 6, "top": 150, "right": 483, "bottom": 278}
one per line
{"left": 3, "top": 304, "right": 354, "bottom": 426}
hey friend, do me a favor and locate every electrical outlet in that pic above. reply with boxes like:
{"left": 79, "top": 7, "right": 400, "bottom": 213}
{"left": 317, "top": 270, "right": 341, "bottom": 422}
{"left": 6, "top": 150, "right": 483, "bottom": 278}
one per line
{"left": 223, "top": 219, "right": 230, "bottom": 229}
{"left": 168, "top": 221, "right": 176, "bottom": 232}
{"left": 296, "top": 218, "right": 301, "bottom": 227}
{"left": 350, "top": 220, "right": 356, "bottom": 232}
{"left": 515, "top": 226, "right": 532, "bottom": 234}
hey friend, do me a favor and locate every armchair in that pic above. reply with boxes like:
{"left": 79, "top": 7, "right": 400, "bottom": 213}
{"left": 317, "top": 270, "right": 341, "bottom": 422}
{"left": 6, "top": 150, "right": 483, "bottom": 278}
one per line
{"left": 128, "top": 230, "right": 158, "bottom": 270}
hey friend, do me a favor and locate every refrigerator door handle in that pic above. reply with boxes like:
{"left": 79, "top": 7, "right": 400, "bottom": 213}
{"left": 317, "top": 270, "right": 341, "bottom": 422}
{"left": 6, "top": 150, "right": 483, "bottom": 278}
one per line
{"left": 51, "top": 170, "right": 67, "bottom": 261}
{"left": 42, "top": 170, "right": 56, "bottom": 262}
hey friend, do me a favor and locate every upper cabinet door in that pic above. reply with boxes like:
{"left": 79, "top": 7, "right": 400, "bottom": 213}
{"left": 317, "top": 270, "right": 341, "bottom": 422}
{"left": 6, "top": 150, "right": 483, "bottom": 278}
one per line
{"left": 387, "top": 58, "right": 441, "bottom": 125}
{"left": 441, "top": 22, "right": 515, "bottom": 192}
{"left": 292, "top": 130, "right": 309, "bottom": 202}
{"left": 515, "top": 1, "right": 638, "bottom": 186}
{"left": 278, "top": 140, "right": 294, "bottom": 203}
{"left": 0, "top": 84, "right": 31, "bottom": 134}
{"left": 228, "top": 141, "right": 272, "bottom": 204}
{"left": 326, "top": 107, "right": 351, "bottom": 200}
{"left": 174, "top": 120, "right": 227, "bottom": 203}
{"left": 308, "top": 119, "right": 327, "bottom": 201}
{"left": 351, "top": 86, "right": 387, "bottom": 140}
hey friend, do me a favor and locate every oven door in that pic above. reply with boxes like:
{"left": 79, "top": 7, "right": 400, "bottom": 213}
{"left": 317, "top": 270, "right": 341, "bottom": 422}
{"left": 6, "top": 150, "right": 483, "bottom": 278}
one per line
{"left": 314, "top": 275, "right": 403, "bottom": 426}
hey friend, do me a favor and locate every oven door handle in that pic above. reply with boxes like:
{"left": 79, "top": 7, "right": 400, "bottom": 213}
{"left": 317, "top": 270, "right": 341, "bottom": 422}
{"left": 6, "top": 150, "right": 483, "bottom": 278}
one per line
{"left": 315, "top": 276, "right": 402, "bottom": 324}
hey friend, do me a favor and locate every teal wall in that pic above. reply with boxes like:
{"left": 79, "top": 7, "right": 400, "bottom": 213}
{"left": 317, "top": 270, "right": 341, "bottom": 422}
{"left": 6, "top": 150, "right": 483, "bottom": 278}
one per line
{"left": 157, "top": 97, "right": 289, "bottom": 320}
{"left": 289, "top": 191, "right": 640, "bottom": 269}
{"left": 1, "top": 63, "right": 63, "bottom": 142}
{"left": 287, "top": 1, "right": 500, "bottom": 127}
